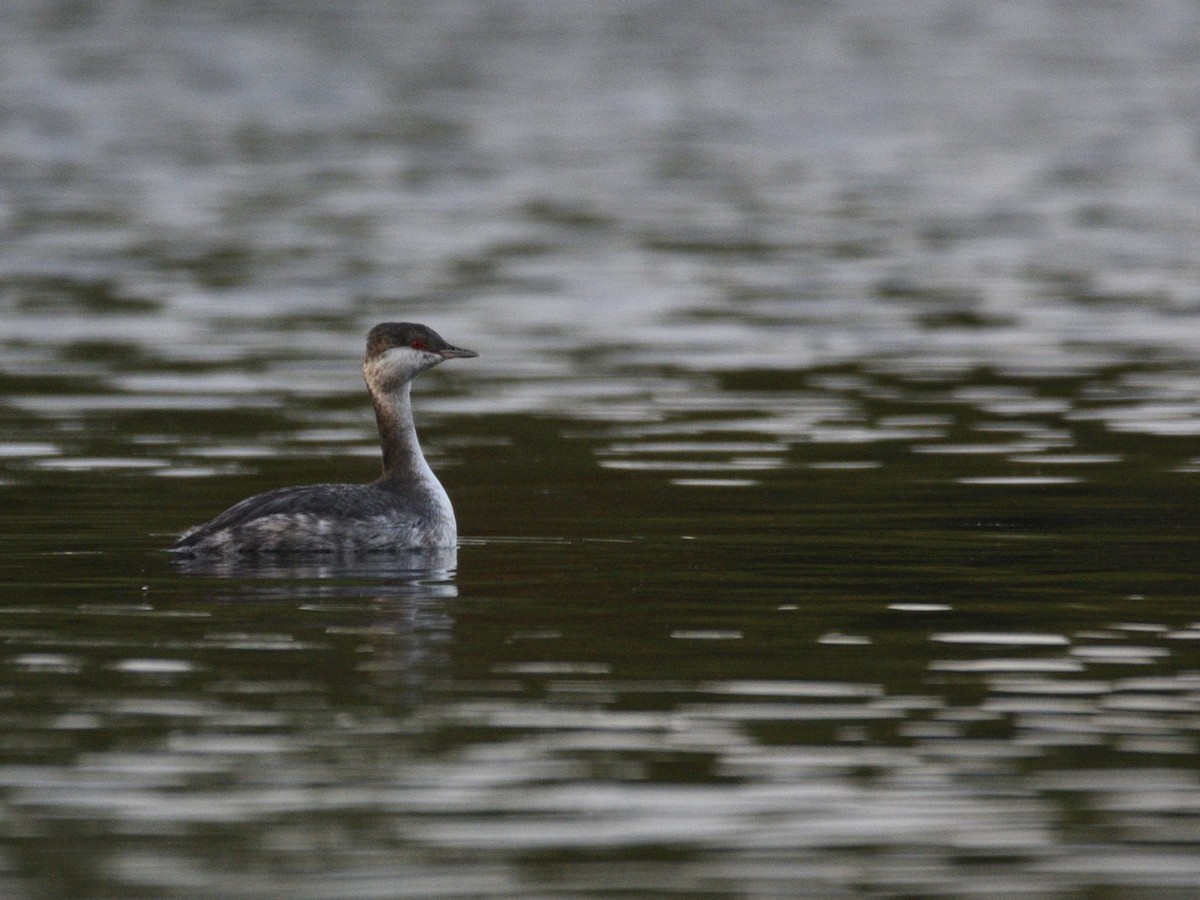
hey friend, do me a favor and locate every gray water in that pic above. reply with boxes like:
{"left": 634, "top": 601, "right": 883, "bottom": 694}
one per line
{"left": 3, "top": 2, "right": 1200, "bottom": 897}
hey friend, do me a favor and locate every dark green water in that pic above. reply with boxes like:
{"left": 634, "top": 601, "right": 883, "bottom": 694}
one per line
{"left": 4, "top": 2, "right": 1200, "bottom": 897}
{"left": 4, "top": 363, "right": 1200, "bottom": 897}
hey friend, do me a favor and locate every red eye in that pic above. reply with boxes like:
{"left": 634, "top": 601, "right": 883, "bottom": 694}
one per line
{"left": 411, "top": 339, "right": 427, "bottom": 350}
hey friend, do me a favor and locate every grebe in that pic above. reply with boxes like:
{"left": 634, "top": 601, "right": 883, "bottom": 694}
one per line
{"left": 169, "top": 322, "right": 477, "bottom": 555}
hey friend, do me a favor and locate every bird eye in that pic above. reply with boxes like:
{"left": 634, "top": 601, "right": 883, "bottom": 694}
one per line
{"left": 411, "top": 339, "right": 427, "bottom": 350}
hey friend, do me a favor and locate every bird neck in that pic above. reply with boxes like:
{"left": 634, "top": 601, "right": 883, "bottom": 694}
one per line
{"left": 370, "top": 381, "right": 437, "bottom": 489}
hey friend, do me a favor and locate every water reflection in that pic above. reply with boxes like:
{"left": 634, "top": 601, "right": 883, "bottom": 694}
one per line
{"left": 2, "top": 517, "right": 1200, "bottom": 897}
{"left": 168, "top": 546, "right": 458, "bottom": 581}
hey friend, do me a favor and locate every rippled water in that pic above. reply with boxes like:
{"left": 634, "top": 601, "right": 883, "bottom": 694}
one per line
{"left": 3, "top": 1, "right": 1200, "bottom": 897}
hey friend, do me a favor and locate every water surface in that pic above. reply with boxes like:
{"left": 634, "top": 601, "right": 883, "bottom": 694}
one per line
{"left": 2, "top": 2, "right": 1200, "bottom": 897}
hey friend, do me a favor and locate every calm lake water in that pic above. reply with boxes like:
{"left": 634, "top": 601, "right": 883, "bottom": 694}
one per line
{"left": 3, "top": 2, "right": 1200, "bottom": 897}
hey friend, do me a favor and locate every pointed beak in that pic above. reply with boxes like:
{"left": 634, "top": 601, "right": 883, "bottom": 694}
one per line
{"left": 439, "top": 345, "right": 479, "bottom": 360}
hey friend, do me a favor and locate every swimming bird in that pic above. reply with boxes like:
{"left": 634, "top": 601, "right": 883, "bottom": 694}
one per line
{"left": 169, "top": 322, "right": 477, "bottom": 555}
